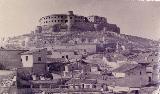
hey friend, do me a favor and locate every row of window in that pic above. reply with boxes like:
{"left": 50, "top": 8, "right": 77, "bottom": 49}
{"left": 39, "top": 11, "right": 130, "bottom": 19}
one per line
{"left": 43, "top": 20, "right": 68, "bottom": 23}
{"left": 43, "top": 16, "right": 84, "bottom": 20}
{"left": 43, "top": 19, "right": 84, "bottom": 24}
{"left": 43, "top": 16, "right": 66, "bottom": 19}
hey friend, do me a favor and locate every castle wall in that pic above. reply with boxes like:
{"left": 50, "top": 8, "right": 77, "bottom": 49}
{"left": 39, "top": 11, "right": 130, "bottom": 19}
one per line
{"left": 73, "top": 22, "right": 95, "bottom": 31}
{"left": 39, "top": 14, "right": 68, "bottom": 26}
{"left": 105, "top": 24, "right": 120, "bottom": 34}
{"left": 87, "top": 16, "right": 107, "bottom": 24}
{"left": 39, "top": 11, "right": 90, "bottom": 32}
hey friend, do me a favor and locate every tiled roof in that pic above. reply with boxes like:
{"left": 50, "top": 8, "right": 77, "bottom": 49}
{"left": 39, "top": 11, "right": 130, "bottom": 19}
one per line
{"left": 99, "top": 75, "right": 148, "bottom": 88}
{"left": 112, "top": 64, "right": 139, "bottom": 73}
{"left": 113, "top": 76, "right": 148, "bottom": 87}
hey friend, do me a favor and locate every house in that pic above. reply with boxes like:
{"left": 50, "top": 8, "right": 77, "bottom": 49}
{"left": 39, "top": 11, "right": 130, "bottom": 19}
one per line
{"left": 30, "top": 79, "right": 60, "bottom": 89}
{"left": 0, "top": 70, "right": 17, "bottom": 94}
{"left": 63, "top": 61, "right": 89, "bottom": 78}
{"left": 89, "top": 63, "right": 101, "bottom": 74}
{"left": 47, "top": 49, "right": 82, "bottom": 60}
{"left": 66, "top": 78, "right": 97, "bottom": 89}
{"left": 85, "top": 53, "right": 128, "bottom": 71}
{"left": 147, "top": 52, "right": 159, "bottom": 63}
{"left": 30, "top": 78, "right": 70, "bottom": 94}
{"left": 78, "top": 72, "right": 102, "bottom": 81}
{"left": 112, "top": 64, "right": 146, "bottom": 78}
{"left": 109, "top": 64, "right": 150, "bottom": 92}
{"left": 152, "top": 63, "right": 160, "bottom": 83}
{"left": 63, "top": 60, "right": 101, "bottom": 78}
{"left": 146, "top": 63, "right": 157, "bottom": 83}
{"left": 47, "top": 44, "right": 97, "bottom": 54}
{"left": 32, "top": 88, "right": 102, "bottom": 94}
{"left": 21, "top": 48, "right": 47, "bottom": 74}
{"left": 0, "top": 48, "right": 27, "bottom": 70}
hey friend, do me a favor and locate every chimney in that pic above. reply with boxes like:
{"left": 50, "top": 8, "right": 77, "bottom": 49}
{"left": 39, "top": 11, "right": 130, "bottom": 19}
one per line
{"left": 68, "top": 11, "right": 74, "bottom": 15}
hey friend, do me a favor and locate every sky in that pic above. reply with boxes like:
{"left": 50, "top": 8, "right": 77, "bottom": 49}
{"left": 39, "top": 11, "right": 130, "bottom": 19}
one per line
{"left": 0, "top": 0, "right": 160, "bottom": 40}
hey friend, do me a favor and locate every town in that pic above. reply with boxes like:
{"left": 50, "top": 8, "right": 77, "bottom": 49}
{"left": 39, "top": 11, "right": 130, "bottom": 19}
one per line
{"left": 0, "top": 11, "right": 159, "bottom": 94}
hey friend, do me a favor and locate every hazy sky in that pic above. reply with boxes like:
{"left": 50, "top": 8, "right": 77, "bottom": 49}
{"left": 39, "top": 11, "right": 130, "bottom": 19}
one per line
{"left": 0, "top": 0, "right": 160, "bottom": 40}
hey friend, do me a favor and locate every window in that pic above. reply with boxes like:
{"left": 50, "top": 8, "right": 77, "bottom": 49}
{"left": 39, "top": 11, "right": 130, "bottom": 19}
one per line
{"left": 66, "top": 55, "right": 68, "bottom": 59}
{"left": 62, "top": 56, "right": 65, "bottom": 58}
{"left": 74, "top": 52, "right": 78, "bottom": 55}
{"left": 70, "top": 17, "right": 72, "bottom": 19}
{"left": 82, "top": 84, "right": 84, "bottom": 88}
{"left": 26, "top": 56, "right": 28, "bottom": 61}
{"left": 55, "top": 20, "right": 56, "bottom": 22}
{"left": 65, "top": 20, "right": 68, "bottom": 23}
{"left": 148, "top": 77, "right": 152, "bottom": 82}
{"left": 152, "top": 59, "right": 154, "bottom": 61}
{"left": 38, "top": 57, "right": 42, "bottom": 61}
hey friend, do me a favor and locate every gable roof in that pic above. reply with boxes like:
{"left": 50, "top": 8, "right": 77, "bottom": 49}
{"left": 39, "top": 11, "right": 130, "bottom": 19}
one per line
{"left": 112, "top": 64, "right": 140, "bottom": 73}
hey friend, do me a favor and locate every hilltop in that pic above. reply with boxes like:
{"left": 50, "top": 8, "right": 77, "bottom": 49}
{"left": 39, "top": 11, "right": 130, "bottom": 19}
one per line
{"left": 3, "top": 30, "right": 158, "bottom": 51}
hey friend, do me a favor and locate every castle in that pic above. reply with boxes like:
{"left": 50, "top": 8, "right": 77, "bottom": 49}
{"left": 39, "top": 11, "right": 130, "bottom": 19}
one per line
{"left": 4, "top": 11, "right": 121, "bottom": 49}
{"left": 35, "top": 11, "right": 120, "bottom": 33}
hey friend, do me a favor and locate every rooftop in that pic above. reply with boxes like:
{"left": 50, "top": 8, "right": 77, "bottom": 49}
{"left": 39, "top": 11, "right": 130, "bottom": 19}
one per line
{"left": 21, "top": 48, "right": 46, "bottom": 55}
{"left": 112, "top": 64, "right": 139, "bottom": 73}
{"left": 66, "top": 78, "right": 97, "bottom": 84}
{"left": 32, "top": 88, "right": 101, "bottom": 93}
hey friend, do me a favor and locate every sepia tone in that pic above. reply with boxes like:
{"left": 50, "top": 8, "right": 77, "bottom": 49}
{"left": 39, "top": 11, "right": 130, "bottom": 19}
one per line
{"left": 0, "top": 0, "right": 160, "bottom": 94}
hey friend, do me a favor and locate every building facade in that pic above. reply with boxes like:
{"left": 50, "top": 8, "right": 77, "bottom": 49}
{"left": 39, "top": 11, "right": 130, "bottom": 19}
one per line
{"left": 21, "top": 49, "right": 47, "bottom": 74}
